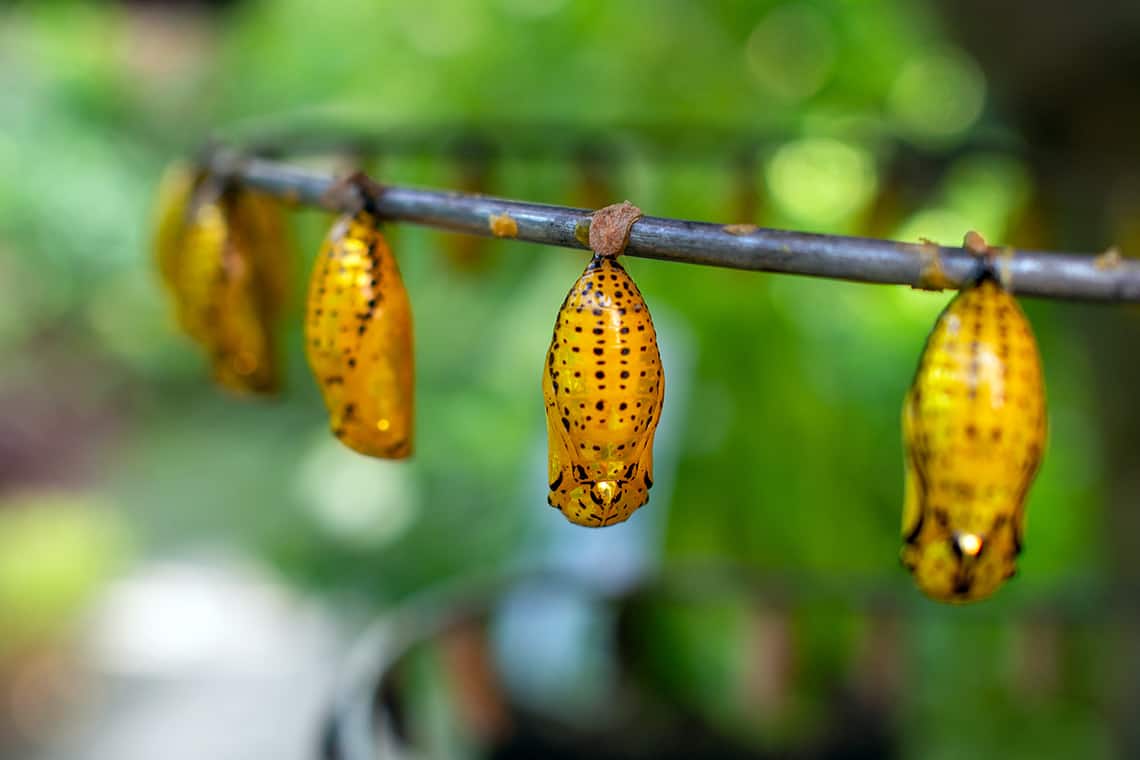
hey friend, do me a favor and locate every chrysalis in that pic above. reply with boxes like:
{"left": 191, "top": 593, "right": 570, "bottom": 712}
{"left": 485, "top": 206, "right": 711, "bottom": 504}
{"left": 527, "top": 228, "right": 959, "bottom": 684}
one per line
{"left": 176, "top": 182, "right": 282, "bottom": 394}
{"left": 153, "top": 161, "right": 202, "bottom": 302}
{"left": 230, "top": 188, "right": 292, "bottom": 324}
{"left": 305, "top": 211, "right": 413, "bottom": 459}
{"left": 901, "top": 268, "right": 1047, "bottom": 603}
{"left": 543, "top": 254, "right": 664, "bottom": 527}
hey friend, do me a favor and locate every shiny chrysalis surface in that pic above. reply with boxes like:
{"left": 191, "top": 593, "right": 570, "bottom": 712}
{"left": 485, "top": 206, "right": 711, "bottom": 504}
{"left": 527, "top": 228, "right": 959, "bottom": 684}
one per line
{"left": 543, "top": 255, "right": 664, "bottom": 527}
{"left": 901, "top": 272, "right": 1047, "bottom": 603}
{"left": 153, "top": 161, "right": 201, "bottom": 300}
{"left": 305, "top": 212, "right": 414, "bottom": 459}
{"left": 176, "top": 185, "right": 282, "bottom": 394}
{"left": 231, "top": 189, "right": 291, "bottom": 323}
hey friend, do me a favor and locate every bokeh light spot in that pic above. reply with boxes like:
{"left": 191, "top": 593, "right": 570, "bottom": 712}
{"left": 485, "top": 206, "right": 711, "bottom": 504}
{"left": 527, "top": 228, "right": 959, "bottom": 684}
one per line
{"left": 393, "top": 0, "right": 483, "bottom": 57}
{"left": 497, "top": 0, "right": 569, "bottom": 18}
{"left": 746, "top": 5, "right": 836, "bottom": 102}
{"left": 296, "top": 435, "right": 417, "bottom": 549}
{"left": 766, "top": 137, "right": 878, "bottom": 226}
{"left": 889, "top": 48, "right": 986, "bottom": 145}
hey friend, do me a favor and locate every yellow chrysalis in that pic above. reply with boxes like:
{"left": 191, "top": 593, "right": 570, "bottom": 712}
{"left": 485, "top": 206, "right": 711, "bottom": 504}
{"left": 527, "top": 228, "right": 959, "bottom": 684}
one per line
{"left": 305, "top": 212, "right": 414, "bottom": 459}
{"left": 153, "top": 161, "right": 202, "bottom": 304}
{"left": 543, "top": 254, "right": 664, "bottom": 526}
{"left": 901, "top": 270, "right": 1047, "bottom": 603}
{"left": 176, "top": 183, "right": 283, "bottom": 394}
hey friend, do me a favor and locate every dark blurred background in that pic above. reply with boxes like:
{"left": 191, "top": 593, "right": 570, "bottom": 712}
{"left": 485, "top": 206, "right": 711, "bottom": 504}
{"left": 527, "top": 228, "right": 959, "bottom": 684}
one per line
{"left": 2, "top": 0, "right": 1139, "bottom": 758}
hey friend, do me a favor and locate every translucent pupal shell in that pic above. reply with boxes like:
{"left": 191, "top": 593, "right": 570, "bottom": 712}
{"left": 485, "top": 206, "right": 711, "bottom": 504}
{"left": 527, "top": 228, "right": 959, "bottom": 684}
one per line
{"left": 152, "top": 161, "right": 202, "bottom": 310}
{"left": 901, "top": 274, "right": 1047, "bottom": 603}
{"left": 542, "top": 255, "right": 664, "bottom": 527}
{"left": 305, "top": 212, "right": 414, "bottom": 459}
{"left": 177, "top": 187, "right": 281, "bottom": 394}
{"left": 229, "top": 189, "right": 292, "bottom": 322}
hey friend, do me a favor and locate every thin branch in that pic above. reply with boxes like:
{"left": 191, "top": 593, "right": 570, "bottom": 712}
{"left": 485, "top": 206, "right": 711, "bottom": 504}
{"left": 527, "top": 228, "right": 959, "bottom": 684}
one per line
{"left": 214, "top": 152, "right": 1140, "bottom": 303}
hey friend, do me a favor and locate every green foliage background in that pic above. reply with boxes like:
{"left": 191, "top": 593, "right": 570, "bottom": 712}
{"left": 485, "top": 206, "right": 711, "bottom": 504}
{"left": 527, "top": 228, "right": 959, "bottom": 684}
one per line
{"left": 0, "top": 0, "right": 1118, "bottom": 757}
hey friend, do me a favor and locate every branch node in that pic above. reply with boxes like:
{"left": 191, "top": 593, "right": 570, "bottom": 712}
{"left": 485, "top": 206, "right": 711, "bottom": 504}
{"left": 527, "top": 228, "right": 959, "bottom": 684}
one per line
{"left": 1095, "top": 245, "right": 1123, "bottom": 270}
{"left": 914, "top": 240, "right": 952, "bottom": 291}
{"left": 589, "top": 201, "right": 642, "bottom": 257}
{"left": 574, "top": 217, "right": 591, "bottom": 248}
{"left": 996, "top": 246, "right": 1016, "bottom": 290}
{"left": 201, "top": 142, "right": 244, "bottom": 180}
{"left": 324, "top": 171, "right": 387, "bottom": 217}
{"left": 963, "top": 230, "right": 989, "bottom": 256}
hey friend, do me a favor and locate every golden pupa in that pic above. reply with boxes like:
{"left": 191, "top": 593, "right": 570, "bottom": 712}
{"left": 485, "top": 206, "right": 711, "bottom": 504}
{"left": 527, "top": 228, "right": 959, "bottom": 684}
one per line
{"left": 305, "top": 211, "right": 414, "bottom": 458}
{"left": 168, "top": 179, "right": 285, "bottom": 394}
{"left": 543, "top": 203, "right": 663, "bottom": 527}
{"left": 901, "top": 267, "right": 1046, "bottom": 603}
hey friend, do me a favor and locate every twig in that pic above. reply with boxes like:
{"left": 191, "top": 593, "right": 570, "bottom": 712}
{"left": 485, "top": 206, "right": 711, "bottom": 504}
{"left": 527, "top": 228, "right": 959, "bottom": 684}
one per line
{"left": 211, "top": 151, "right": 1140, "bottom": 303}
